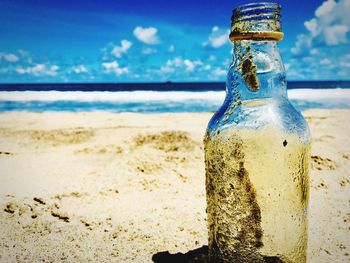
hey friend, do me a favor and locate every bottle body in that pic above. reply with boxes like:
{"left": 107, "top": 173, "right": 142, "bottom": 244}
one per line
{"left": 205, "top": 99, "right": 310, "bottom": 263}
{"left": 204, "top": 3, "right": 310, "bottom": 262}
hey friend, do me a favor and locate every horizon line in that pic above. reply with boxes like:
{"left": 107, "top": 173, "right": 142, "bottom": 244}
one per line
{"left": 1, "top": 80, "right": 350, "bottom": 85}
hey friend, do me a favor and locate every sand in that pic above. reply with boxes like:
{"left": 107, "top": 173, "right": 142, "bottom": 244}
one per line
{"left": 0, "top": 110, "right": 349, "bottom": 262}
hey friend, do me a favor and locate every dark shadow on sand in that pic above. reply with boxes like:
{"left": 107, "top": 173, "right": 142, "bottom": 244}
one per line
{"left": 152, "top": 246, "right": 208, "bottom": 263}
{"left": 152, "top": 245, "right": 284, "bottom": 263}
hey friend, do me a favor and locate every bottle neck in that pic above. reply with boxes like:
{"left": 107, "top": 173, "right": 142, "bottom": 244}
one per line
{"left": 226, "top": 40, "right": 287, "bottom": 102}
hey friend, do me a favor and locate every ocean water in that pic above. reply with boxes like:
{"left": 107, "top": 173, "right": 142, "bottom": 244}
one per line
{"left": 0, "top": 82, "right": 349, "bottom": 112}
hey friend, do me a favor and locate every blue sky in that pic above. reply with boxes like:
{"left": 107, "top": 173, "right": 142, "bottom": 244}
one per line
{"left": 0, "top": 0, "right": 349, "bottom": 83}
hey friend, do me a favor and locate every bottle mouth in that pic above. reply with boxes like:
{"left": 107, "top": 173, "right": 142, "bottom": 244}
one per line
{"left": 230, "top": 2, "right": 283, "bottom": 41}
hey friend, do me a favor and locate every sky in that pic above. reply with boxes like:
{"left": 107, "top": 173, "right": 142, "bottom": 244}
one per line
{"left": 0, "top": 0, "right": 349, "bottom": 83}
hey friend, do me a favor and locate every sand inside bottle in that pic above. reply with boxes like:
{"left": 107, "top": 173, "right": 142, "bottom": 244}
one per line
{"left": 205, "top": 126, "right": 310, "bottom": 263}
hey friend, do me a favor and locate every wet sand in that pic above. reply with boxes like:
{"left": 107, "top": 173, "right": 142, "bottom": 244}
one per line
{"left": 0, "top": 110, "right": 349, "bottom": 262}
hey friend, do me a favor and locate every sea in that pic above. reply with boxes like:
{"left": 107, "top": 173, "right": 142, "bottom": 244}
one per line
{"left": 0, "top": 81, "right": 349, "bottom": 113}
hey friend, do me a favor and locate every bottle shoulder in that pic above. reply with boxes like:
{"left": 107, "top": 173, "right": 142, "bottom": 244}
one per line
{"left": 206, "top": 98, "right": 310, "bottom": 144}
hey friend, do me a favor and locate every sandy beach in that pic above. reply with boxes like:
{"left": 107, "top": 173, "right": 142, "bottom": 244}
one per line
{"left": 0, "top": 109, "right": 349, "bottom": 262}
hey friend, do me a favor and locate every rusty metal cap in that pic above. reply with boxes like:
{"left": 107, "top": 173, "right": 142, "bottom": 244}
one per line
{"left": 230, "top": 2, "right": 283, "bottom": 41}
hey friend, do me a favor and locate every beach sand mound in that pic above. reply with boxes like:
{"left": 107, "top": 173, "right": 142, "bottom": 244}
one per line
{"left": 29, "top": 128, "right": 95, "bottom": 146}
{"left": 134, "top": 131, "right": 197, "bottom": 152}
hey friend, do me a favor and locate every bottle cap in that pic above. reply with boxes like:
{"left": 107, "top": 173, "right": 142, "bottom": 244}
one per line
{"left": 230, "top": 2, "right": 283, "bottom": 41}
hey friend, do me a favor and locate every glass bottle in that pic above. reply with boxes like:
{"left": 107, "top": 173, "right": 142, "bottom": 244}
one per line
{"left": 204, "top": 2, "right": 310, "bottom": 263}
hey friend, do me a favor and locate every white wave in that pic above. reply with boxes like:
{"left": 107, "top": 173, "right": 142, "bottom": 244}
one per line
{"left": 0, "top": 91, "right": 225, "bottom": 102}
{"left": 0, "top": 89, "right": 349, "bottom": 102}
{"left": 288, "top": 88, "right": 350, "bottom": 101}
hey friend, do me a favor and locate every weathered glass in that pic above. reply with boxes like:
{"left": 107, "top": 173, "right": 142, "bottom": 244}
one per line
{"left": 204, "top": 3, "right": 310, "bottom": 263}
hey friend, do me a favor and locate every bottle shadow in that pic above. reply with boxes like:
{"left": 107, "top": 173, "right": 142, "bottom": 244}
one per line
{"left": 152, "top": 245, "right": 208, "bottom": 263}
{"left": 152, "top": 245, "right": 284, "bottom": 263}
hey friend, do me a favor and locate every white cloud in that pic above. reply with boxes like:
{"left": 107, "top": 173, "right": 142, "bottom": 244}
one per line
{"left": 285, "top": 47, "right": 350, "bottom": 80}
{"left": 0, "top": 52, "right": 19, "bottom": 62}
{"left": 158, "top": 57, "right": 204, "bottom": 74}
{"left": 133, "top": 26, "right": 160, "bottom": 45}
{"left": 310, "top": 48, "right": 319, "bottom": 55}
{"left": 315, "top": 0, "right": 337, "bottom": 18}
{"left": 4, "top": 54, "right": 19, "bottom": 62}
{"left": 208, "top": 55, "right": 216, "bottom": 61}
{"left": 168, "top": 45, "right": 175, "bottom": 52}
{"left": 287, "top": 0, "right": 350, "bottom": 79}
{"left": 72, "top": 65, "right": 88, "bottom": 74}
{"left": 291, "top": 35, "right": 312, "bottom": 55}
{"left": 204, "top": 26, "right": 230, "bottom": 48}
{"left": 324, "top": 24, "right": 348, "bottom": 45}
{"left": 159, "top": 65, "right": 174, "bottom": 74}
{"left": 183, "top": 60, "right": 194, "bottom": 71}
{"left": 203, "top": 64, "right": 211, "bottom": 70}
{"left": 18, "top": 49, "right": 29, "bottom": 57}
{"left": 304, "top": 18, "right": 318, "bottom": 36}
{"left": 102, "top": 61, "right": 128, "bottom": 76}
{"left": 16, "top": 64, "right": 59, "bottom": 76}
{"left": 51, "top": 65, "right": 59, "bottom": 71}
{"left": 183, "top": 59, "right": 202, "bottom": 72}
{"left": 111, "top": 40, "right": 132, "bottom": 58}
{"left": 1, "top": 50, "right": 34, "bottom": 65}
{"left": 159, "top": 57, "right": 181, "bottom": 74}
{"left": 320, "top": 58, "right": 331, "bottom": 65}
{"left": 142, "top": 47, "right": 157, "bottom": 55}
{"left": 212, "top": 67, "right": 226, "bottom": 77}
{"left": 292, "top": 0, "right": 350, "bottom": 55}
